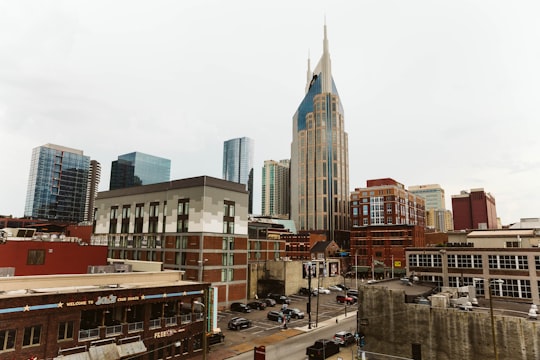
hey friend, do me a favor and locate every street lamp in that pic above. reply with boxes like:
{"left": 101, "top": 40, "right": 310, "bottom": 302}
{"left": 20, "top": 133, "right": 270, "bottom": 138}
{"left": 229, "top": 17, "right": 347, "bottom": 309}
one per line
{"left": 488, "top": 279, "right": 504, "bottom": 360}
{"left": 194, "top": 295, "right": 208, "bottom": 360}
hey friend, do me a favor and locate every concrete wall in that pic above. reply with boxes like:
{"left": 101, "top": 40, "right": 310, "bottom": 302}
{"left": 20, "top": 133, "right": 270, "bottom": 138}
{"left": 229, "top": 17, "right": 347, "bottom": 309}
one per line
{"left": 358, "top": 286, "right": 540, "bottom": 360}
{"left": 247, "top": 260, "right": 347, "bottom": 299}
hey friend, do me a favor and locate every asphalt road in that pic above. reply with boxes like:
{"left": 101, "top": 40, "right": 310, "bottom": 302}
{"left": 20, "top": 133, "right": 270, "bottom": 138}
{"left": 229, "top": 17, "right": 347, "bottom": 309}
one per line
{"left": 227, "top": 314, "right": 357, "bottom": 360}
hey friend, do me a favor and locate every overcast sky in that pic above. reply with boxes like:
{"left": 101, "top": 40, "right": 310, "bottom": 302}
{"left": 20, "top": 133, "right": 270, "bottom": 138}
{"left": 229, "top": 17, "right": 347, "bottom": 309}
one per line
{"left": 1, "top": 1, "right": 539, "bottom": 225}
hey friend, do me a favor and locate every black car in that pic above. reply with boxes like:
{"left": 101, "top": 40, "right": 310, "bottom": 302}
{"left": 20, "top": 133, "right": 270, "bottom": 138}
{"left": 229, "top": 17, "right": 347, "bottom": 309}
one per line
{"left": 227, "top": 317, "right": 252, "bottom": 330}
{"left": 247, "top": 300, "right": 266, "bottom": 310}
{"left": 267, "top": 293, "right": 291, "bottom": 304}
{"left": 299, "top": 287, "right": 316, "bottom": 296}
{"left": 230, "top": 302, "right": 251, "bottom": 313}
{"left": 267, "top": 310, "right": 282, "bottom": 321}
{"left": 207, "top": 331, "right": 225, "bottom": 345}
{"left": 282, "top": 307, "right": 305, "bottom": 319}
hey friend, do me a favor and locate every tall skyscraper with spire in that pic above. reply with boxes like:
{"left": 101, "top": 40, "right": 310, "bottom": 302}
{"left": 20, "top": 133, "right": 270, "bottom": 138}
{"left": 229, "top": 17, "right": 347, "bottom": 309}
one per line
{"left": 290, "top": 25, "right": 349, "bottom": 238}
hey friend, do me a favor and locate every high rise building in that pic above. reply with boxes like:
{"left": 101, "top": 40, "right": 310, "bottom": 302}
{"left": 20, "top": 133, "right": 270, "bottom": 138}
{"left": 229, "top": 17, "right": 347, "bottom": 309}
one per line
{"left": 223, "top": 137, "right": 254, "bottom": 214}
{"left": 409, "top": 184, "right": 453, "bottom": 232}
{"left": 84, "top": 160, "right": 101, "bottom": 223}
{"left": 261, "top": 159, "right": 290, "bottom": 219}
{"left": 452, "top": 188, "right": 498, "bottom": 230}
{"left": 290, "top": 25, "right": 349, "bottom": 238}
{"left": 109, "top": 152, "right": 170, "bottom": 190}
{"left": 24, "top": 143, "right": 91, "bottom": 223}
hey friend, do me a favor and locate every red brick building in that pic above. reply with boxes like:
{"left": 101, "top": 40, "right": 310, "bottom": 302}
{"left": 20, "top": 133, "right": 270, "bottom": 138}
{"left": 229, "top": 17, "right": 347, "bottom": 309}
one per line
{"left": 451, "top": 188, "right": 498, "bottom": 230}
{"left": 0, "top": 228, "right": 107, "bottom": 276}
{"left": 0, "top": 272, "right": 208, "bottom": 360}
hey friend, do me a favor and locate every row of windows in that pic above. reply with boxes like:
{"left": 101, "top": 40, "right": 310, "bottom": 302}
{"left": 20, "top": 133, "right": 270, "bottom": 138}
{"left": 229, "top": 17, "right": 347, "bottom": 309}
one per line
{"left": 0, "top": 325, "right": 42, "bottom": 352}
{"left": 108, "top": 199, "right": 236, "bottom": 235}
{"left": 410, "top": 254, "right": 540, "bottom": 270}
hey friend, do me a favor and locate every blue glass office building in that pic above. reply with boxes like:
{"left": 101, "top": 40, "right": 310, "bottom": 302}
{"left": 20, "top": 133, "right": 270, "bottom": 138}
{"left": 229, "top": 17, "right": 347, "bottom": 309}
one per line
{"left": 109, "top": 152, "right": 171, "bottom": 190}
{"left": 24, "top": 144, "right": 91, "bottom": 223}
{"left": 223, "top": 137, "right": 254, "bottom": 214}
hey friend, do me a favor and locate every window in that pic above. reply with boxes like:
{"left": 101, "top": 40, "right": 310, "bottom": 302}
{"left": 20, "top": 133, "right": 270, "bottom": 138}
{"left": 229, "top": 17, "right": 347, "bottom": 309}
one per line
{"left": 58, "top": 321, "right": 74, "bottom": 341}
{"left": 27, "top": 249, "right": 45, "bottom": 265}
{"left": 223, "top": 201, "right": 235, "bottom": 234}
{"left": 0, "top": 329, "right": 15, "bottom": 351}
{"left": 109, "top": 206, "right": 118, "bottom": 234}
{"left": 134, "top": 204, "right": 144, "bottom": 233}
{"left": 222, "top": 237, "right": 234, "bottom": 250}
{"left": 149, "top": 202, "right": 159, "bottom": 233}
{"left": 23, "top": 325, "right": 41, "bottom": 347}
{"left": 177, "top": 199, "right": 190, "bottom": 233}
{"left": 121, "top": 205, "right": 131, "bottom": 233}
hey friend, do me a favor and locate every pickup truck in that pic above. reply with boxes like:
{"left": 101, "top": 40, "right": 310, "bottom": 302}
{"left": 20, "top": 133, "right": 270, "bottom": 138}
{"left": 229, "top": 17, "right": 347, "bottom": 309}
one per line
{"left": 305, "top": 339, "right": 340, "bottom": 359}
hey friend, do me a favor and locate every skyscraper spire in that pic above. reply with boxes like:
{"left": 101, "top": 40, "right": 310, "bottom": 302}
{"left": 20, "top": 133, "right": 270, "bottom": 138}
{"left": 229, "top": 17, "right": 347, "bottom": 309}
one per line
{"left": 305, "top": 50, "right": 312, "bottom": 94}
{"left": 321, "top": 23, "right": 332, "bottom": 93}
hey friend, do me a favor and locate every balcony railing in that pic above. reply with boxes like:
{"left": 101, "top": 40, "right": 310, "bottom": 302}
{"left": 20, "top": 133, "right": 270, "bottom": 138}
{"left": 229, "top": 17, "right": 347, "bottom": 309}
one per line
{"left": 105, "top": 324, "right": 123, "bottom": 337}
{"left": 194, "top": 312, "right": 204, "bottom": 321}
{"left": 165, "top": 316, "right": 177, "bottom": 327}
{"left": 127, "top": 321, "right": 144, "bottom": 333}
{"left": 149, "top": 318, "right": 161, "bottom": 329}
{"left": 78, "top": 328, "right": 100, "bottom": 341}
{"left": 180, "top": 314, "right": 192, "bottom": 324}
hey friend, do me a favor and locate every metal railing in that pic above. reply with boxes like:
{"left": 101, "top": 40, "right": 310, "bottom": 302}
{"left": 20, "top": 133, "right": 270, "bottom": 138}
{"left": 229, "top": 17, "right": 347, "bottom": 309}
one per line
{"left": 180, "top": 314, "right": 192, "bottom": 324}
{"left": 149, "top": 318, "right": 161, "bottom": 329}
{"left": 127, "top": 321, "right": 144, "bottom": 333}
{"left": 78, "top": 328, "right": 100, "bottom": 341}
{"left": 105, "top": 324, "right": 123, "bottom": 337}
{"left": 165, "top": 316, "right": 177, "bottom": 327}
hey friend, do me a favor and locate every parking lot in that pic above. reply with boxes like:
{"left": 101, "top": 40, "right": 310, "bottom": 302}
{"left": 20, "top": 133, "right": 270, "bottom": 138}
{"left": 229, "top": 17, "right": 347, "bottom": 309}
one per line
{"left": 214, "top": 291, "right": 356, "bottom": 348}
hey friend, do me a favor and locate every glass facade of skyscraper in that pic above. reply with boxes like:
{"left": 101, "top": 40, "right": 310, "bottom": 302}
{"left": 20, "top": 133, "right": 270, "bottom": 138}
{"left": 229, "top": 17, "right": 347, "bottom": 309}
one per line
{"left": 24, "top": 144, "right": 90, "bottom": 222}
{"left": 223, "top": 137, "right": 254, "bottom": 214}
{"left": 109, "top": 152, "right": 171, "bottom": 190}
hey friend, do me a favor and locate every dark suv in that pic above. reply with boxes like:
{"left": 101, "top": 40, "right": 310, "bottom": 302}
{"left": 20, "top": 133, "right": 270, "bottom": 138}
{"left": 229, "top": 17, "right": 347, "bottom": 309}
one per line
{"left": 228, "top": 317, "right": 252, "bottom": 330}
{"left": 230, "top": 302, "right": 251, "bottom": 313}
{"left": 267, "top": 293, "right": 291, "bottom": 304}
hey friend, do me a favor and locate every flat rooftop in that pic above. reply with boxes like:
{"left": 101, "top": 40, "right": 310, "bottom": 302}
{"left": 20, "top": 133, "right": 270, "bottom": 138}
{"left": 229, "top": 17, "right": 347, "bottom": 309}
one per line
{"left": 0, "top": 271, "right": 199, "bottom": 299}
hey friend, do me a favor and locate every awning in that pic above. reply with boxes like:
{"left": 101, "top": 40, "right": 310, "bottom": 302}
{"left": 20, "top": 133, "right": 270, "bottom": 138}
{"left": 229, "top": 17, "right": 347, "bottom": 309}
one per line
{"left": 53, "top": 352, "right": 91, "bottom": 360}
{"left": 88, "top": 343, "right": 120, "bottom": 360}
{"left": 118, "top": 341, "right": 147, "bottom": 357}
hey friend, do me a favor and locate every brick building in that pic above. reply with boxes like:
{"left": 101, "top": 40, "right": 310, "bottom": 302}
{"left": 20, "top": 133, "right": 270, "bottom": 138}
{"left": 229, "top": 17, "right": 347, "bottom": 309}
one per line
{"left": 92, "top": 176, "right": 249, "bottom": 310}
{"left": 451, "top": 188, "right": 498, "bottom": 230}
{"left": 0, "top": 272, "right": 209, "bottom": 360}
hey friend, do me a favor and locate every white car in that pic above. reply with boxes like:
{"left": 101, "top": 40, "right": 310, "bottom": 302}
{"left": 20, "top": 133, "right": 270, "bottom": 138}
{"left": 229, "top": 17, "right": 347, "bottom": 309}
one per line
{"left": 328, "top": 285, "right": 342, "bottom": 292}
{"left": 317, "top": 287, "right": 331, "bottom": 294}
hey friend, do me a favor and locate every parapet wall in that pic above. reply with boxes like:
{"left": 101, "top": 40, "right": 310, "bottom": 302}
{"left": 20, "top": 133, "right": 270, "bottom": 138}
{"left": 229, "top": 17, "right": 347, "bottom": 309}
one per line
{"left": 358, "top": 286, "right": 539, "bottom": 360}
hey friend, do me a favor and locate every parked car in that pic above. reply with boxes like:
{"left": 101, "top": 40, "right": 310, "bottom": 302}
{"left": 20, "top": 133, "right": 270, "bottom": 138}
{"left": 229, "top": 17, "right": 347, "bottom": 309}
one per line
{"left": 328, "top": 285, "right": 342, "bottom": 292}
{"left": 299, "top": 287, "right": 316, "bottom": 296}
{"left": 333, "top": 331, "right": 355, "bottom": 346}
{"left": 317, "top": 287, "right": 330, "bottom": 294}
{"left": 336, "top": 284, "right": 349, "bottom": 291}
{"left": 267, "top": 293, "right": 291, "bottom": 304}
{"left": 267, "top": 310, "right": 283, "bottom": 322}
{"left": 282, "top": 307, "right": 305, "bottom": 319}
{"left": 347, "top": 289, "right": 358, "bottom": 297}
{"left": 207, "top": 331, "right": 225, "bottom": 345}
{"left": 263, "top": 298, "right": 276, "bottom": 307}
{"left": 230, "top": 302, "right": 251, "bottom": 313}
{"left": 247, "top": 300, "right": 266, "bottom": 310}
{"left": 227, "top": 317, "right": 252, "bottom": 330}
{"left": 336, "top": 295, "right": 356, "bottom": 305}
